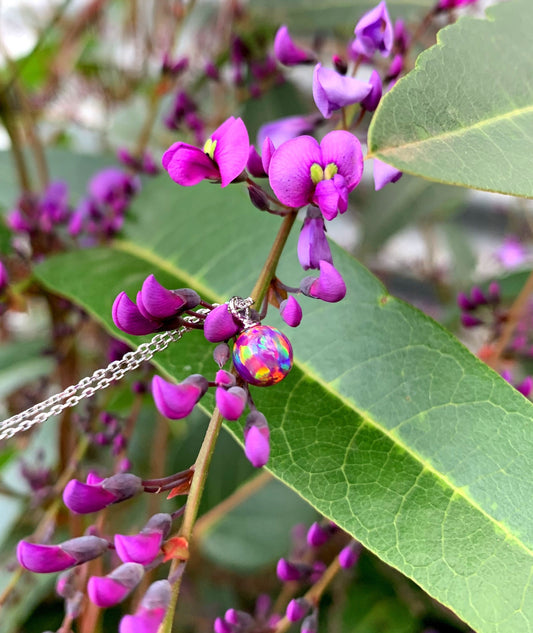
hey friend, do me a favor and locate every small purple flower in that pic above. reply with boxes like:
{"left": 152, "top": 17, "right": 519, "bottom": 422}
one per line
{"left": 63, "top": 473, "right": 142, "bottom": 514}
{"left": 286, "top": 598, "right": 310, "bottom": 622}
{"left": 119, "top": 579, "right": 171, "bottom": 633}
{"left": 273, "top": 25, "right": 315, "bottom": 66}
{"left": 387, "top": 53, "right": 403, "bottom": 80}
{"left": 269, "top": 131, "right": 363, "bottom": 220}
{"left": 361, "top": 70, "right": 382, "bottom": 111}
{"left": 276, "top": 558, "right": 303, "bottom": 582}
{"left": 373, "top": 158, "right": 402, "bottom": 191}
{"left": 216, "top": 386, "right": 247, "bottom": 420}
{"left": 244, "top": 411, "right": 270, "bottom": 468}
{"left": 162, "top": 116, "right": 249, "bottom": 188}
{"left": 497, "top": 237, "right": 526, "bottom": 269}
{"left": 115, "top": 513, "right": 171, "bottom": 565}
{"left": 394, "top": 19, "right": 410, "bottom": 54}
{"left": 300, "top": 261, "right": 347, "bottom": 303}
{"left": 298, "top": 206, "right": 333, "bottom": 270}
{"left": 307, "top": 522, "right": 332, "bottom": 547}
{"left": 517, "top": 376, "right": 533, "bottom": 398}
{"left": 353, "top": 1, "right": 393, "bottom": 58}
{"left": 152, "top": 374, "right": 208, "bottom": 419}
{"left": 88, "top": 168, "right": 139, "bottom": 213}
{"left": 17, "top": 536, "right": 108, "bottom": 573}
{"left": 204, "top": 304, "right": 241, "bottom": 342}
{"left": 247, "top": 145, "right": 267, "bottom": 178}
{"left": 88, "top": 562, "right": 144, "bottom": 607}
{"left": 162, "top": 54, "right": 189, "bottom": 75}
{"left": 280, "top": 296, "right": 303, "bottom": 328}
{"left": 338, "top": 540, "right": 361, "bottom": 569}
{"left": 312, "top": 64, "right": 372, "bottom": 119}
{"left": 0, "top": 262, "right": 8, "bottom": 293}
{"left": 461, "top": 314, "right": 483, "bottom": 328}
{"left": 257, "top": 115, "right": 319, "bottom": 150}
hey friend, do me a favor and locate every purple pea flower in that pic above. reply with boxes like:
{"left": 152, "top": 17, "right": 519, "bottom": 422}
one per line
{"left": 280, "top": 296, "right": 303, "bottom": 328}
{"left": 257, "top": 114, "right": 319, "bottom": 150}
{"left": 312, "top": 64, "right": 372, "bottom": 119}
{"left": 162, "top": 116, "right": 249, "bottom": 188}
{"left": 88, "top": 167, "right": 139, "bottom": 213}
{"left": 273, "top": 25, "right": 315, "bottom": 66}
{"left": 244, "top": 411, "right": 270, "bottom": 468}
{"left": 373, "top": 159, "right": 402, "bottom": 191}
{"left": 300, "top": 260, "right": 347, "bottom": 303}
{"left": 88, "top": 562, "right": 144, "bottom": 608}
{"left": 353, "top": 1, "right": 393, "bottom": 58}
{"left": 17, "top": 536, "right": 108, "bottom": 573}
{"left": 152, "top": 374, "right": 208, "bottom": 419}
{"left": 298, "top": 206, "right": 333, "bottom": 270}
{"left": 203, "top": 303, "right": 241, "bottom": 342}
{"left": 361, "top": 70, "right": 383, "bottom": 112}
{"left": 63, "top": 472, "right": 142, "bottom": 514}
{"left": 119, "top": 579, "right": 171, "bottom": 633}
{"left": 216, "top": 386, "right": 247, "bottom": 420}
{"left": 269, "top": 131, "right": 363, "bottom": 220}
{"left": 115, "top": 513, "right": 172, "bottom": 565}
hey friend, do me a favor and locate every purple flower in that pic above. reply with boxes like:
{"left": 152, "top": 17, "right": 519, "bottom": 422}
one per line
{"left": 269, "top": 131, "right": 363, "bottom": 220}
{"left": 119, "top": 579, "right": 171, "bottom": 633}
{"left": 17, "top": 536, "right": 108, "bottom": 573}
{"left": 360, "top": 70, "right": 382, "bottom": 111}
{"left": 437, "top": 0, "right": 477, "bottom": 9}
{"left": 203, "top": 304, "right": 241, "bottom": 342}
{"left": 353, "top": 1, "right": 393, "bottom": 57}
{"left": 257, "top": 115, "right": 319, "bottom": 150}
{"left": 247, "top": 145, "right": 267, "bottom": 178}
{"left": 312, "top": 64, "right": 372, "bottom": 119}
{"left": 115, "top": 513, "right": 171, "bottom": 565}
{"left": 88, "top": 167, "right": 139, "bottom": 213}
{"left": 215, "top": 369, "right": 235, "bottom": 387}
{"left": 276, "top": 558, "right": 303, "bottom": 582}
{"left": 394, "top": 19, "right": 410, "bottom": 54}
{"left": 88, "top": 562, "right": 144, "bottom": 607}
{"left": 244, "top": 411, "right": 270, "bottom": 468}
{"left": 298, "top": 206, "right": 333, "bottom": 270}
{"left": 0, "top": 262, "right": 8, "bottom": 293}
{"left": 280, "top": 296, "right": 303, "bottom": 328}
{"left": 497, "top": 237, "right": 526, "bottom": 269}
{"left": 152, "top": 374, "right": 208, "bottom": 419}
{"left": 216, "top": 386, "right": 247, "bottom": 420}
{"left": 63, "top": 473, "right": 142, "bottom": 514}
{"left": 300, "top": 261, "right": 347, "bottom": 303}
{"left": 373, "top": 158, "right": 402, "bottom": 191}
{"left": 307, "top": 522, "right": 332, "bottom": 547}
{"left": 162, "top": 116, "right": 249, "bottom": 188}
{"left": 517, "top": 376, "right": 533, "bottom": 398}
{"left": 338, "top": 540, "right": 361, "bottom": 569}
{"left": 286, "top": 598, "right": 311, "bottom": 622}
{"left": 273, "top": 25, "right": 315, "bottom": 66}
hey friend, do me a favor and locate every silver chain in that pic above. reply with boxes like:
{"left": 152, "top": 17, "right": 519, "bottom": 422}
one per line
{"left": 0, "top": 312, "right": 207, "bottom": 442}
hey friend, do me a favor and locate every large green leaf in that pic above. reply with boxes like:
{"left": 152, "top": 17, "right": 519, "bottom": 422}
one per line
{"left": 34, "top": 177, "right": 533, "bottom": 633}
{"left": 368, "top": 0, "right": 533, "bottom": 198}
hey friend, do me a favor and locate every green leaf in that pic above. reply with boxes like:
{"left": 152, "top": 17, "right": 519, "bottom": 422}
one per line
{"left": 368, "top": 0, "right": 533, "bottom": 197}
{"left": 34, "top": 177, "right": 533, "bottom": 632}
{"left": 0, "top": 340, "right": 54, "bottom": 400}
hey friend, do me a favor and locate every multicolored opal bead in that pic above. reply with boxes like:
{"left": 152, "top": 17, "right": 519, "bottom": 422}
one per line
{"left": 232, "top": 325, "right": 293, "bottom": 387}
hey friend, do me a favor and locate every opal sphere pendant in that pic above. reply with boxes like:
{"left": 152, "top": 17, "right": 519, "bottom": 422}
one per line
{"left": 232, "top": 325, "right": 293, "bottom": 387}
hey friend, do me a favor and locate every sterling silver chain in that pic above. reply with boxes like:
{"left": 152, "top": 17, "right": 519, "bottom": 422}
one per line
{"left": 0, "top": 311, "right": 207, "bottom": 442}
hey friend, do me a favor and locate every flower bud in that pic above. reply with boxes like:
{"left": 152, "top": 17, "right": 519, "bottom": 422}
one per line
{"left": 112, "top": 291, "right": 157, "bottom": 335}
{"left": 517, "top": 376, "right": 533, "bottom": 398}
{"left": 338, "top": 540, "right": 361, "bottom": 569}
{"left": 63, "top": 473, "right": 142, "bottom": 514}
{"left": 88, "top": 562, "right": 144, "bottom": 607}
{"left": 214, "top": 617, "right": 232, "bottom": 633}
{"left": 247, "top": 146, "right": 267, "bottom": 178}
{"left": 373, "top": 159, "right": 402, "bottom": 191}
{"left": 306, "top": 522, "right": 331, "bottom": 547}
{"left": 215, "top": 369, "right": 235, "bottom": 387}
{"left": 119, "top": 579, "right": 171, "bottom": 633}
{"left": 56, "top": 569, "right": 76, "bottom": 598}
{"left": 248, "top": 185, "right": 271, "bottom": 212}
{"left": 138, "top": 275, "right": 188, "bottom": 319}
{"left": 204, "top": 304, "right": 241, "bottom": 342}
{"left": 0, "top": 261, "right": 9, "bottom": 293}
{"left": 301, "top": 610, "right": 318, "bottom": 633}
{"left": 360, "top": 70, "right": 382, "bottom": 112}
{"left": 115, "top": 513, "right": 172, "bottom": 566}
{"left": 300, "top": 261, "right": 346, "bottom": 303}
{"left": 17, "top": 536, "right": 108, "bottom": 573}
{"left": 216, "top": 386, "right": 247, "bottom": 420}
{"left": 225, "top": 609, "right": 254, "bottom": 627}
{"left": 280, "top": 296, "right": 303, "bottom": 328}
{"left": 66, "top": 590, "right": 84, "bottom": 619}
{"left": 457, "top": 292, "right": 475, "bottom": 311}
{"left": 286, "top": 598, "right": 310, "bottom": 622}
{"left": 152, "top": 374, "right": 208, "bottom": 419}
{"left": 276, "top": 558, "right": 303, "bottom": 582}
{"left": 244, "top": 411, "right": 270, "bottom": 468}
{"left": 273, "top": 25, "right": 315, "bottom": 66}
{"left": 470, "top": 286, "right": 487, "bottom": 306}
{"left": 461, "top": 314, "right": 483, "bottom": 328}
{"left": 213, "top": 342, "right": 231, "bottom": 367}
{"left": 298, "top": 207, "right": 332, "bottom": 271}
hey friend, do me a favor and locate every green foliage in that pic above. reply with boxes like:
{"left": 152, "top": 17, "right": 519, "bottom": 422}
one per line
{"left": 34, "top": 175, "right": 533, "bottom": 633}
{"left": 368, "top": 0, "right": 533, "bottom": 197}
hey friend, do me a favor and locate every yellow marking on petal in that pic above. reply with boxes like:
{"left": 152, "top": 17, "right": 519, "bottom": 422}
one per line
{"left": 203, "top": 138, "right": 217, "bottom": 160}
{"left": 324, "top": 163, "right": 338, "bottom": 180}
{"left": 310, "top": 163, "right": 324, "bottom": 184}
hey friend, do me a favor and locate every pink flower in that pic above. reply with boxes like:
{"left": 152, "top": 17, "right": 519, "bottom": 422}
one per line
{"left": 152, "top": 374, "right": 208, "bottom": 419}
{"left": 162, "top": 116, "right": 249, "bottom": 188}
{"left": 268, "top": 131, "right": 363, "bottom": 220}
{"left": 273, "top": 26, "right": 315, "bottom": 66}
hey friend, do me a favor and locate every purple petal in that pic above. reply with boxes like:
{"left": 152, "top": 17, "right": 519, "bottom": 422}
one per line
{"left": 309, "top": 261, "right": 346, "bottom": 303}
{"left": 152, "top": 375, "right": 203, "bottom": 419}
{"left": 338, "top": 541, "right": 361, "bottom": 569}
{"left": 269, "top": 136, "right": 321, "bottom": 208}
{"left": 112, "top": 292, "right": 157, "bottom": 335}
{"left": 162, "top": 142, "right": 219, "bottom": 186}
{"left": 257, "top": 114, "right": 318, "bottom": 149}
{"left": 373, "top": 158, "right": 402, "bottom": 190}
{"left": 354, "top": 1, "right": 393, "bottom": 57}
{"left": 286, "top": 598, "right": 310, "bottom": 622}
{"left": 276, "top": 558, "right": 302, "bottom": 582}
{"left": 115, "top": 532, "right": 163, "bottom": 565}
{"left": 307, "top": 522, "right": 330, "bottom": 547}
{"left": 261, "top": 137, "right": 275, "bottom": 173}
{"left": 361, "top": 70, "right": 382, "bottom": 111}
{"left": 280, "top": 296, "right": 303, "bottom": 327}
{"left": 215, "top": 369, "right": 235, "bottom": 387}
{"left": 88, "top": 576, "right": 132, "bottom": 607}
{"left": 313, "top": 177, "right": 345, "bottom": 221}
{"left": 119, "top": 609, "right": 166, "bottom": 633}
{"left": 17, "top": 541, "right": 77, "bottom": 573}
{"left": 247, "top": 145, "right": 266, "bottom": 178}
{"left": 244, "top": 424, "right": 270, "bottom": 468}
{"left": 203, "top": 304, "right": 240, "bottom": 342}
{"left": 216, "top": 386, "right": 247, "bottom": 420}
{"left": 298, "top": 211, "right": 333, "bottom": 270}
{"left": 140, "top": 275, "right": 186, "bottom": 319}
{"left": 212, "top": 117, "right": 250, "bottom": 187}
{"left": 312, "top": 64, "right": 371, "bottom": 118}
{"left": 319, "top": 131, "right": 363, "bottom": 191}
{"left": 273, "top": 25, "right": 315, "bottom": 66}
{"left": 63, "top": 479, "right": 117, "bottom": 514}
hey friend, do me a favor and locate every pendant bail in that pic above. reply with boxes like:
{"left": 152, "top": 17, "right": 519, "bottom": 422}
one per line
{"left": 227, "top": 296, "right": 258, "bottom": 329}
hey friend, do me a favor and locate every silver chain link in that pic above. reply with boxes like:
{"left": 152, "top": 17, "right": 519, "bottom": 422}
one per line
{"left": 0, "top": 311, "right": 207, "bottom": 442}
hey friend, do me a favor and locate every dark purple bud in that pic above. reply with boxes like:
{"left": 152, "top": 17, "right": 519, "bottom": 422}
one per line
{"left": 310, "top": 560, "right": 327, "bottom": 582}
{"left": 17, "top": 536, "right": 108, "bottom": 573}
{"left": 280, "top": 296, "right": 303, "bottom": 328}
{"left": 457, "top": 292, "right": 475, "bottom": 311}
{"left": 0, "top": 262, "right": 9, "bottom": 293}
{"left": 286, "top": 598, "right": 310, "bottom": 622}
{"left": 273, "top": 25, "right": 315, "bottom": 66}
{"left": 112, "top": 434, "right": 127, "bottom": 456}
{"left": 63, "top": 473, "right": 142, "bottom": 514}
{"left": 204, "top": 304, "right": 241, "bottom": 342}
{"left": 215, "top": 369, "right": 235, "bottom": 387}
{"left": 152, "top": 374, "right": 208, "bottom": 420}
{"left": 332, "top": 54, "right": 348, "bottom": 75}
{"left": 247, "top": 146, "right": 267, "bottom": 178}
{"left": 298, "top": 207, "right": 333, "bottom": 271}
{"left": 276, "top": 558, "right": 303, "bottom": 582}
{"left": 162, "top": 53, "right": 189, "bottom": 75}
{"left": 306, "top": 522, "right": 330, "bottom": 547}
{"left": 461, "top": 314, "right": 483, "bottom": 328}
{"left": 488, "top": 281, "right": 500, "bottom": 303}
{"left": 387, "top": 53, "right": 403, "bottom": 80}
{"left": 338, "top": 540, "right": 361, "bottom": 569}
{"left": 88, "top": 562, "right": 144, "bottom": 607}
{"left": 300, "top": 261, "right": 346, "bottom": 303}
{"left": 112, "top": 291, "right": 157, "bottom": 335}
{"left": 248, "top": 185, "right": 271, "bottom": 212}
{"left": 214, "top": 617, "right": 232, "bottom": 633}
{"left": 213, "top": 342, "right": 231, "bottom": 367}
{"left": 216, "top": 386, "right": 247, "bottom": 420}
{"left": 301, "top": 610, "right": 318, "bottom": 633}
{"left": 517, "top": 376, "right": 533, "bottom": 398}
{"left": 141, "top": 152, "right": 159, "bottom": 176}
{"left": 360, "top": 70, "right": 382, "bottom": 111}
{"left": 205, "top": 61, "right": 220, "bottom": 81}
{"left": 470, "top": 286, "right": 487, "bottom": 306}
{"left": 119, "top": 579, "right": 171, "bottom": 633}
{"left": 244, "top": 411, "right": 270, "bottom": 468}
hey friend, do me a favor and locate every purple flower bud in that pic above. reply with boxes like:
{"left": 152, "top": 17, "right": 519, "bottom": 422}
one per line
{"left": 63, "top": 473, "right": 142, "bottom": 514}
{"left": 501, "top": 369, "right": 513, "bottom": 383}
{"left": 497, "top": 236, "right": 526, "bottom": 269}
{"left": 273, "top": 25, "right": 315, "bottom": 66}
{"left": 312, "top": 64, "right": 372, "bottom": 119}
{"left": 225, "top": 609, "right": 254, "bottom": 627}
{"left": 301, "top": 261, "right": 346, "bottom": 303}
{"left": 332, "top": 54, "right": 348, "bottom": 75}
{"left": 0, "top": 262, "right": 9, "bottom": 293}
{"left": 215, "top": 369, "right": 235, "bottom": 387}
{"left": 310, "top": 560, "right": 327, "bottom": 582}
{"left": 298, "top": 207, "right": 333, "bottom": 271}
{"left": 280, "top": 296, "right": 303, "bottom": 328}
{"left": 56, "top": 569, "right": 76, "bottom": 598}
{"left": 301, "top": 610, "right": 318, "bottom": 633}
{"left": 89, "top": 167, "right": 139, "bottom": 209}
{"left": 353, "top": 1, "right": 393, "bottom": 57}
{"left": 517, "top": 376, "right": 533, "bottom": 398}
{"left": 216, "top": 386, "right": 247, "bottom": 420}
{"left": 470, "top": 286, "right": 487, "bottom": 306}
{"left": 204, "top": 304, "right": 241, "bottom": 342}
{"left": 387, "top": 53, "right": 403, "bottom": 80}
{"left": 488, "top": 282, "right": 500, "bottom": 303}
{"left": 214, "top": 617, "right": 232, "bottom": 633}
{"left": 112, "top": 291, "right": 158, "bottom": 336}
{"left": 152, "top": 374, "right": 208, "bottom": 419}
{"left": 138, "top": 275, "right": 188, "bottom": 319}
{"left": 307, "top": 522, "right": 330, "bottom": 547}
{"left": 461, "top": 314, "right": 483, "bottom": 328}
{"left": 286, "top": 598, "right": 310, "bottom": 622}
{"left": 457, "top": 292, "right": 475, "bottom": 311}
{"left": 437, "top": 0, "right": 477, "bottom": 9}
{"left": 213, "top": 342, "right": 231, "bottom": 367}
{"left": 244, "top": 411, "right": 270, "bottom": 468}
{"left": 66, "top": 590, "right": 84, "bottom": 619}
{"left": 162, "top": 54, "right": 189, "bottom": 75}
{"left": 88, "top": 562, "right": 144, "bottom": 607}
{"left": 248, "top": 185, "right": 271, "bottom": 212}
{"left": 119, "top": 579, "right": 171, "bottom": 633}
{"left": 360, "top": 70, "right": 382, "bottom": 111}
{"left": 247, "top": 146, "right": 267, "bottom": 178}
{"left": 17, "top": 536, "right": 108, "bottom": 573}
{"left": 255, "top": 593, "right": 272, "bottom": 618}
{"left": 338, "top": 540, "right": 361, "bottom": 569}
{"left": 205, "top": 61, "right": 220, "bottom": 81}
{"left": 374, "top": 159, "right": 402, "bottom": 191}
{"left": 276, "top": 558, "right": 303, "bottom": 582}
